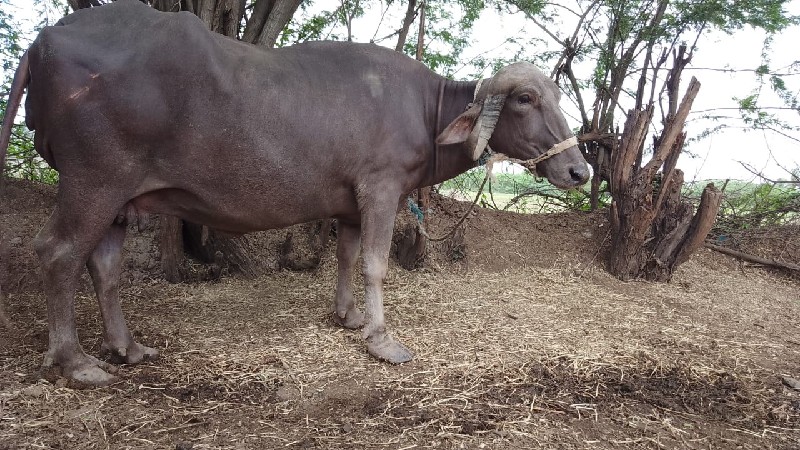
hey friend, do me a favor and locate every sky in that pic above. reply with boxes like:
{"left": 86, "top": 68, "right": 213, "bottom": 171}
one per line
{"left": 2, "top": 0, "right": 798, "bottom": 183}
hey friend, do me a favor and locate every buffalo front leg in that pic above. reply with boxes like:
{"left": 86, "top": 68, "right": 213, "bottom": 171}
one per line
{"left": 332, "top": 221, "right": 366, "bottom": 329}
{"left": 360, "top": 199, "right": 413, "bottom": 364}
{"left": 87, "top": 223, "right": 158, "bottom": 365}
{"left": 35, "top": 208, "right": 118, "bottom": 385}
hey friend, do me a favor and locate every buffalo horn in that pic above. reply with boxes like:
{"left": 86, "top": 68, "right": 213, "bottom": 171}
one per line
{"left": 470, "top": 94, "right": 505, "bottom": 160}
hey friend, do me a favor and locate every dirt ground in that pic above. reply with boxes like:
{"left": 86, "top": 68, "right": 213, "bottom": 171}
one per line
{"left": 1, "top": 178, "right": 798, "bottom": 449}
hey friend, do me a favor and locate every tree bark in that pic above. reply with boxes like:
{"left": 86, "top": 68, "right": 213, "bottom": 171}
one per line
{"left": 183, "top": 223, "right": 258, "bottom": 278}
{"left": 256, "top": 0, "right": 302, "bottom": 48}
{"left": 196, "top": 0, "right": 217, "bottom": 29}
{"left": 607, "top": 77, "right": 719, "bottom": 281}
{"left": 412, "top": 187, "right": 430, "bottom": 264}
{"left": 241, "top": 0, "right": 273, "bottom": 43}
{"left": 158, "top": 216, "right": 184, "bottom": 283}
{"left": 395, "top": 0, "right": 418, "bottom": 52}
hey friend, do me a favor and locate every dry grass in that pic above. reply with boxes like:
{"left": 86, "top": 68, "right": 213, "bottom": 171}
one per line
{"left": 1, "top": 255, "right": 798, "bottom": 449}
{"left": 1, "top": 178, "right": 798, "bottom": 448}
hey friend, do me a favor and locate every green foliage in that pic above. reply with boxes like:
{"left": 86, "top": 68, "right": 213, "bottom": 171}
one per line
{"left": 279, "top": 1, "right": 351, "bottom": 45}
{"left": 439, "top": 168, "right": 609, "bottom": 213}
{"left": 403, "top": 0, "right": 486, "bottom": 76}
{"left": 1, "top": 1, "right": 52, "bottom": 183}
{"left": 505, "top": 0, "right": 545, "bottom": 16}
{"left": 701, "top": 180, "right": 800, "bottom": 230}
{"left": 279, "top": 12, "right": 336, "bottom": 46}
{"left": 727, "top": 36, "right": 800, "bottom": 136}
{"left": 1, "top": 0, "right": 62, "bottom": 183}
{"left": 673, "top": 0, "right": 798, "bottom": 33}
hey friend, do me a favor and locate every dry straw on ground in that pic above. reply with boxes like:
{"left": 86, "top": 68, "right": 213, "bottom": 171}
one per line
{"left": 0, "top": 179, "right": 798, "bottom": 449}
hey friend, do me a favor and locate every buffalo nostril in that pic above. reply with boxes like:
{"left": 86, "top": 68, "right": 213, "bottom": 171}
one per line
{"left": 569, "top": 166, "right": 589, "bottom": 184}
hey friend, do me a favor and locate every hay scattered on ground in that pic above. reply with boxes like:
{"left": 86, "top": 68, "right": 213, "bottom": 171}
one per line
{"left": 1, "top": 178, "right": 798, "bottom": 449}
{"left": 1, "top": 259, "right": 798, "bottom": 449}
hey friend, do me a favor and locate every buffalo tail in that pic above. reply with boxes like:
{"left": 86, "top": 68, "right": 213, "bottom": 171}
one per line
{"left": 0, "top": 51, "right": 30, "bottom": 178}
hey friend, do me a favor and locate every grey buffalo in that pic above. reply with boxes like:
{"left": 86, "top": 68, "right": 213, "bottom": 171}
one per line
{"left": 0, "top": 0, "right": 588, "bottom": 386}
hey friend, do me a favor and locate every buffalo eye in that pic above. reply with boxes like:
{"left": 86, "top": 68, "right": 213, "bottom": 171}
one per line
{"left": 518, "top": 93, "right": 539, "bottom": 106}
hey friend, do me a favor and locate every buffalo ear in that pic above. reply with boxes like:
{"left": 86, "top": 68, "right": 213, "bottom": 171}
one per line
{"left": 436, "top": 103, "right": 481, "bottom": 146}
{"left": 436, "top": 95, "right": 506, "bottom": 161}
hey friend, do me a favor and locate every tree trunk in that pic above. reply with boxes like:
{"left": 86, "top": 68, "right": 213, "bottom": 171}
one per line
{"left": 183, "top": 223, "right": 258, "bottom": 278}
{"left": 395, "top": 0, "right": 418, "bottom": 52}
{"left": 158, "top": 216, "right": 185, "bottom": 283}
{"left": 607, "top": 77, "right": 722, "bottom": 281}
{"left": 411, "top": 187, "right": 430, "bottom": 266}
{"left": 241, "top": 0, "right": 302, "bottom": 47}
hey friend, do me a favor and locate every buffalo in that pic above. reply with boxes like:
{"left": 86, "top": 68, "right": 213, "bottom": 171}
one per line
{"left": 0, "top": 0, "right": 588, "bottom": 385}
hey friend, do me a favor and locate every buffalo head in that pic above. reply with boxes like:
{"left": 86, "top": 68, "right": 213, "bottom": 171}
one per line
{"left": 437, "top": 62, "right": 589, "bottom": 189}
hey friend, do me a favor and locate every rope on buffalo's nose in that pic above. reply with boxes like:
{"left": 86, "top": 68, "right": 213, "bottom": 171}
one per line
{"left": 516, "top": 135, "right": 578, "bottom": 169}
{"left": 409, "top": 135, "right": 579, "bottom": 242}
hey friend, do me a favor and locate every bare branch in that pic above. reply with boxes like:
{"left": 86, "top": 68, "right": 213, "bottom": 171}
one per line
{"left": 395, "top": 0, "right": 419, "bottom": 51}
{"left": 506, "top": 1, "right": 564, "bottom": 46}
{"left": 685, "top": 68, "right": 800, "bottom": 76}
{"left": 691, "top": 107, "right": 800, "bottom": 114}
{"left": 705, "top": 242, "right": 800, "bottom": 273}
{"left": 737, "top": 161, "right": 800, "bottom": 184}
{"left": 369, "top": 2, "right": 391, "bottom": 43}
{"left": 550, "top": 0, "right": 600, "bottom": 78}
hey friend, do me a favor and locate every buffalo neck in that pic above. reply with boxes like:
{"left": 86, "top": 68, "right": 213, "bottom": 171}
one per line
{"left": 424, "top": 78, "right": 481, "bottom": 187}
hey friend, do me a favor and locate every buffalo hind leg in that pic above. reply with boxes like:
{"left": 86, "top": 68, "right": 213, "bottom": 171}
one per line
{"left": 87, "top": 223, "right": 158, "bottom": 364}
{"left": 35, "top": 206, "right": 118, "bottom": 386}
{"left": 331, "top": 221, "right": 366, "bottom": 329}
{"left": 359, "top": 195, "right": 413, "bottom": 363}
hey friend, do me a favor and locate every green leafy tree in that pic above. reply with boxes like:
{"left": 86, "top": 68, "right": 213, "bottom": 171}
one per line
{"left": 0, "top": 0, "right": 63, "bottom": 183}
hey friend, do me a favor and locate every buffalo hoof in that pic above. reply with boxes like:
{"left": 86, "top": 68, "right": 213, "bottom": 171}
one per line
{"left": 101, "top": 341, "right": 159, "bottom": 365}
{"left": 366, "top": 333, "right": 413, "bottom": 364}
{"left": 42, "top": 350, "right": 118, "bottom": 387}
{"left": 332, "top": 308, "right": 366, "bottom": 329}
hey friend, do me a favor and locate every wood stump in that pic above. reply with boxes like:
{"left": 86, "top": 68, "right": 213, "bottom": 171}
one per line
{"left": 607, "top": 77, "right": 723, "bottom": 281}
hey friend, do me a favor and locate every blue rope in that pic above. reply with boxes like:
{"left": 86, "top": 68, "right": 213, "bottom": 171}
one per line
{"left": 407, "top": 197, "right": 425, "bottom": 222}
{"left": 477, "top": 147, "right": 493, "bottom": 166}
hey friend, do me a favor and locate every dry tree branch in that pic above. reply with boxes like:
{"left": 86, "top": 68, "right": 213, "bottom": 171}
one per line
{"left": 760, "top": 125, "right": 800, "bottom": 144}
{"left": 598, "top": 0, "right": 668, "bottom": 132}
{"left": 550, "top": 0, "right": 601, "bottom": 78}
{"left": 369, "top": 1, "right": 392, "bottom": 43}
{"left": 686, "top": 67, "right": 800, "bottom": 76}
{"left": 551, "top": 1, "right": 601, "bottom": 129}
{"left": 705, "top": 242, "right": 800, "bottom": 272}
{"left": 509, "top": 3, "right": 563, "bottom": 46}
{"left": 395, "top": 0, "right": 421, "bottom": 51}
{"left": 737, "top": 161, "right": 800, "bottom": 184}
